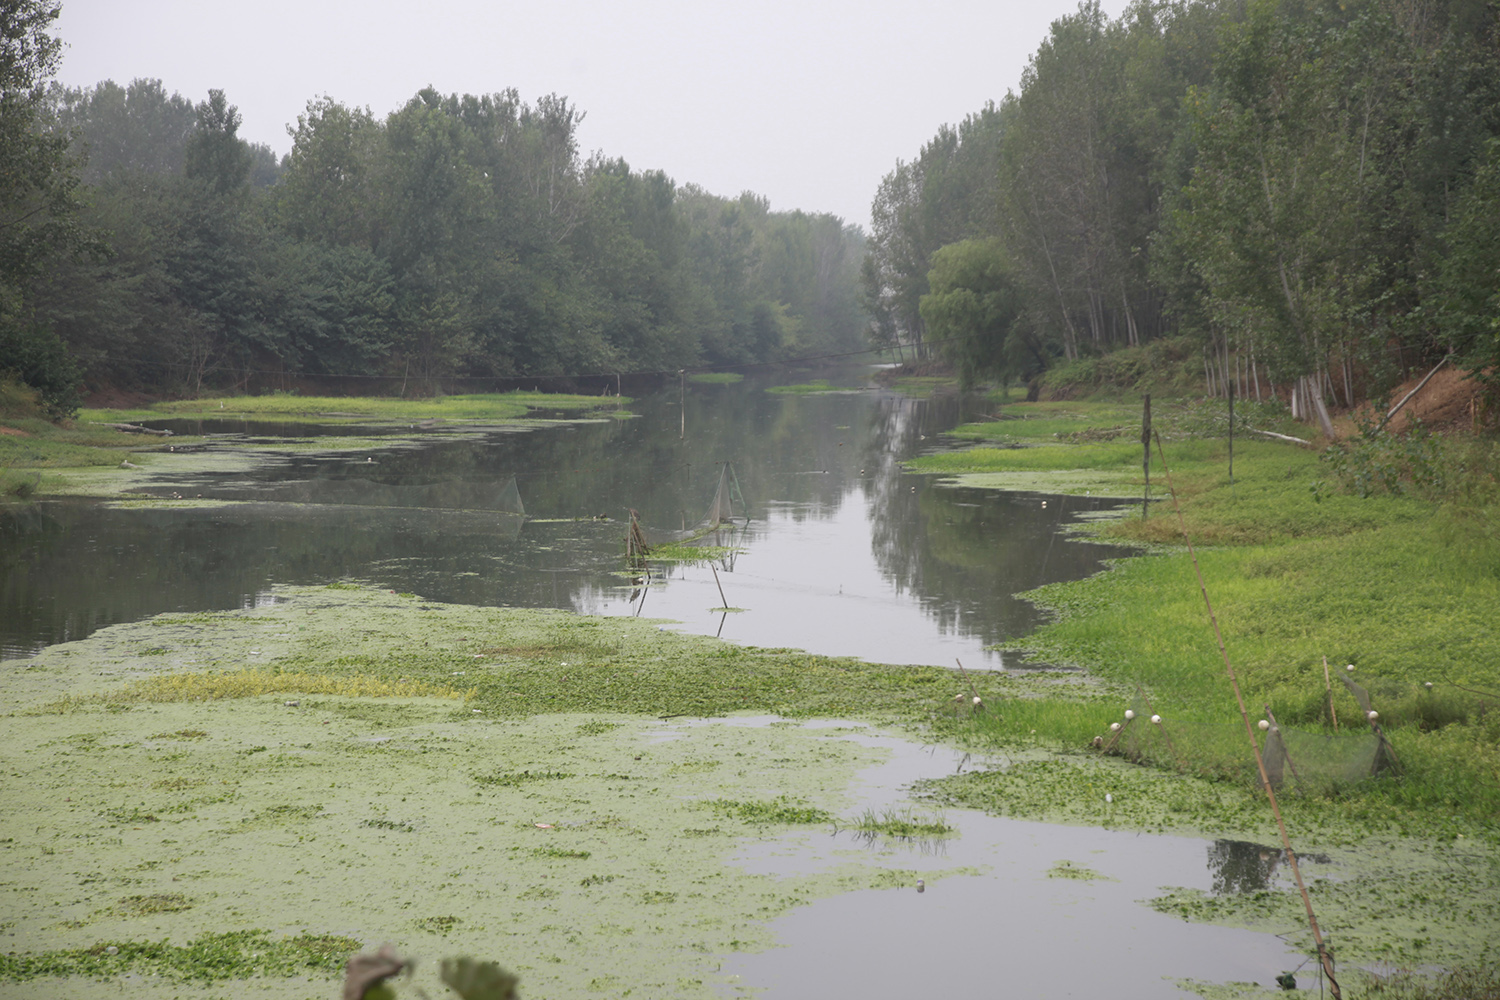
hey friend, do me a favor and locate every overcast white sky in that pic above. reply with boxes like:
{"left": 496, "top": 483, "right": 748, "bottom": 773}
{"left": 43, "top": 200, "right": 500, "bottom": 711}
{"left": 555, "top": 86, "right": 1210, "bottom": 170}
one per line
{"left": 55, "top": 0, "right": 1123, "bottom": 230}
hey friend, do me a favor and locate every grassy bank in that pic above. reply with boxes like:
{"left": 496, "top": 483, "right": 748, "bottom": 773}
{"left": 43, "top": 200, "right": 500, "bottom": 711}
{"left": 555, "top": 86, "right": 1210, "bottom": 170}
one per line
{"left": 1, "top": 388, "right": 630, "bottom": 500}
{"left": 80, "top": 390, "right": 628, "bottom": 426}
{"left": 913, "top": 396, "right": 1500, "bottom": 831}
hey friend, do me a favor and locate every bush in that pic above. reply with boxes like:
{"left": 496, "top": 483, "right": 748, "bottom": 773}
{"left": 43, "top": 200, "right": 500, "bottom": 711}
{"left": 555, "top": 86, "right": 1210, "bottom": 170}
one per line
{"left": 0, "top": 321, "right": 82, "bottom": 420}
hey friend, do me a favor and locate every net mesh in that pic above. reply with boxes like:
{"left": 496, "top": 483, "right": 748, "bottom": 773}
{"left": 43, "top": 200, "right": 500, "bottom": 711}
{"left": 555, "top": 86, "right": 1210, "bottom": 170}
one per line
{"left": 639, "top": 463, "right": 745, "bottom": 548}
{"left": 1101, "top": 696, "right": 1396, "bottom": 793}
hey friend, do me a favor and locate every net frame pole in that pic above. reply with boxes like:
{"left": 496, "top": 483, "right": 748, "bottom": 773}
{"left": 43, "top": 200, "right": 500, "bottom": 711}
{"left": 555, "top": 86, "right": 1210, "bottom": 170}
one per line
{"left": 1154, "top": 431, "right": 1341, "bottom": 997}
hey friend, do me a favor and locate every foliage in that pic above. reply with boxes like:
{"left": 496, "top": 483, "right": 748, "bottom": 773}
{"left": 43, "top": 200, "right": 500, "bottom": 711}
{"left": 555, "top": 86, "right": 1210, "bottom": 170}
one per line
{"left": 863, "top": 104, "right": 1005, "bottom": 356}
{"left": 871, "top": 0, "right": 1500, "bottom": 408}
{"left": 1428, "top": 138, "right": 1500, "bottom": 388}
{"left": 0, "top": 319, "right": 80, "bottom": 417}
{"left": 919, "top": 238, "right": 1028, "bottom": 387}
{"left": 1322, "top": 416, "right": 1445, "bottom": 498}
{"left": 0, "top": 930, "right": 358, "bottom": 983}
{"left": 32, "top": 70, "right": 867, "bottom": 396}
{"left": 0, "top": 0, "right": 99, "bottom": 416}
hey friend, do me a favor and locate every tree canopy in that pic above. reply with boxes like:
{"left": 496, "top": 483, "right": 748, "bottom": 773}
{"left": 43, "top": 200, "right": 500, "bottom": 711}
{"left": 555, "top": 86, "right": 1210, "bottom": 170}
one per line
{"left": 10, "top": 47, "right": 867, "bottom": 406}
{"left": 869, "top": 0, "right": 1500, "bottom": 405}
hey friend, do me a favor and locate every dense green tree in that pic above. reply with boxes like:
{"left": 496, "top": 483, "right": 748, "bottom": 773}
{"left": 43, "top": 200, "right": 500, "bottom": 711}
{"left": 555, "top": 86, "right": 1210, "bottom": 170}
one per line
{"left": 277, "top": 97, "right": 382, "bottom": 246}
{"left": 48, "top": 78, "right": 197, "bottom": 183}
{"left": 1429, "top": 138, "right": 1500, "bottom": 389}
{"left": 0, "top": 0, "right": 100, "bottom": 416}
{"left": 184, "top": 89, "right": 253, "bottom": 195}
{"left": 920, "top": 239, "right": 1033, "bottom": 388}
{"left": 863, "top": 104, "right": 1005, "bottom": 358}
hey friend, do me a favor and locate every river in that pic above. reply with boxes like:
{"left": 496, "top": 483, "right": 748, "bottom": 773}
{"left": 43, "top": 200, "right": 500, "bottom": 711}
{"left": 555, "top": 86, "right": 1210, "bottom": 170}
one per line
{"left": 1, "top": 368, "right": 1128, "bottom": 666}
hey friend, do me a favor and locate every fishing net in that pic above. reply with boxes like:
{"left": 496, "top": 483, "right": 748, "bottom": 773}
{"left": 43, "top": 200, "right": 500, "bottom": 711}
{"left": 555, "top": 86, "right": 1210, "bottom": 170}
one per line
{"left": 1101, "top": 694, "right": 1396, "bottom": 794}
{"left": 637, "top": 463, "right": 746, "bottom": 549}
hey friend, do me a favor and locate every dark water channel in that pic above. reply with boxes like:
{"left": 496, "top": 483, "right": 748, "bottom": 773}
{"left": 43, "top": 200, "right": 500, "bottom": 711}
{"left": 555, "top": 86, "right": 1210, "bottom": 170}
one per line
{"left": 2, "top": 369, "right": 1129, "bottom": 662}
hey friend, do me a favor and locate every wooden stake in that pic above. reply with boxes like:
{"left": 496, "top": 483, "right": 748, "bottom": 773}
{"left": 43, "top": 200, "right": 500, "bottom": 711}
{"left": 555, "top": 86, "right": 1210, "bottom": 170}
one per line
{"left": 1322, "top": 656, "right": 1339, "bottom": 731}
{"left": 710, "top": 564, "right": 729, "bottom": 609}
{"left": 1142, "top": 393, "right": 1151, "bottom": 519}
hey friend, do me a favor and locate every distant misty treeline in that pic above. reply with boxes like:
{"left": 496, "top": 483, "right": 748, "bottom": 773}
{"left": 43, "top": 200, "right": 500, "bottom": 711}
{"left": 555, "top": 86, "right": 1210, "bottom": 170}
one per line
{"left": 866, "top": 0, "right": 1500, "bottom": 415}
{"left": 24, "top": 73, "right": 868, "bottom": 398}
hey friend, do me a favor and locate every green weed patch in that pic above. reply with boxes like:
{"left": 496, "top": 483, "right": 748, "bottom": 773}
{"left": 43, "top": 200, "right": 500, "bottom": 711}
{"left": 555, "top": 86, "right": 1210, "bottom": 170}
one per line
{"left": 0, "top": 930, "right": 359, "bottom": 984}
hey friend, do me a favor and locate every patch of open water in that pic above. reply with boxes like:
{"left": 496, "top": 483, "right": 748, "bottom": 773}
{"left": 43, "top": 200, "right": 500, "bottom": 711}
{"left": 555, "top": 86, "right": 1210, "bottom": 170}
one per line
{"left": 2, "top": 369, "right": 1131, "bottom": 665}
{"left": 696, "top": 719, "right": 1311, "bottom": 998}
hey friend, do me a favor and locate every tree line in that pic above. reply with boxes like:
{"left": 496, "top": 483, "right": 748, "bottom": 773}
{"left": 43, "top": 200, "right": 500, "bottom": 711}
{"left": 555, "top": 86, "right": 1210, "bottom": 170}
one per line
{"left": 867, "top": 0, "right": 1500, "bottom": 423}
{"left": 0, "top": 2, "right": 867, "bottom": 415}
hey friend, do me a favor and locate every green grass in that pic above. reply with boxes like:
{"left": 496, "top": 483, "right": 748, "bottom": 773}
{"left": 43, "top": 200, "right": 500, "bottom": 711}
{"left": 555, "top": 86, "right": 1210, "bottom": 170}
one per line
{"left": 884, "top": 376, "right": 952, "bottom": 398}
{"left": 82, "top": 390, "right": 624, "bottom": 425}
{"left": 928, "top": 411, "right": 1500, "bottom": 830}
{"left": 2, "top": 391, "right": 632, "bottom": 501}
{"left": 848, "top": 807, "right": 953, "bottom": 839}
{"left": 938, "top": 397, "right": 1309, "bottom": 448}
{"left": 705, "top": 797, "right": 833, "bottom": 825}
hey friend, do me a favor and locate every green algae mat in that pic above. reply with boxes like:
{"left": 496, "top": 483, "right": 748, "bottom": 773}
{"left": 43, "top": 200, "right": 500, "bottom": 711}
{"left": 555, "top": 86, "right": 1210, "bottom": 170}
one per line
{"left": 0, "top": 587, "right": 973, "bottom": 999}
{"left": 3, "top": 584, "right": 1497, "bottom": 999}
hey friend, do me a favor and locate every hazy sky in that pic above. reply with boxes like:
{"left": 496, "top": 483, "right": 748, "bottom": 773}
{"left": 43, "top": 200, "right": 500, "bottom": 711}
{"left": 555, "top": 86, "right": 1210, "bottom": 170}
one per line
{"left": 55, "top": 0, "right": 1122, "bottom": 230}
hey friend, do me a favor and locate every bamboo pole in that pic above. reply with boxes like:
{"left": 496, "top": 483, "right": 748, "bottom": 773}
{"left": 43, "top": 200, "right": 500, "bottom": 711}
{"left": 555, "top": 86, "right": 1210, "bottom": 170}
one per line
{"left": 710, "top": 564, "right": 729, "bottom": 609}
{"left": 1153, "top": 432, "right": 1341, "bottom": 998}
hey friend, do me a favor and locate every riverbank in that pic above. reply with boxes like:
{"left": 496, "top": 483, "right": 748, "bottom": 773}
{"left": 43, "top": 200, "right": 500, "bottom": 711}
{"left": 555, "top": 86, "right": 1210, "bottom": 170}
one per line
{"left": 0, "top": 388, "right": 629, "bottom": 502}
{"left": 910, "top": 395, "right": 1500, "bottom": 824}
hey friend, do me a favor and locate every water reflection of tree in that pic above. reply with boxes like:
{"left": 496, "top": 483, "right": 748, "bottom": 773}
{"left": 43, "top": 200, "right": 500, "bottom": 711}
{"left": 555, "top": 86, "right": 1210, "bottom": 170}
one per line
{"left": 861, "top": 393, "right": 1129, "bottom": 649}
{"left": 1206, "top": 839, "right": 1282, "bottom": 894}
{"left": 4, "top": 372, "right": 1134, "bottom": 655}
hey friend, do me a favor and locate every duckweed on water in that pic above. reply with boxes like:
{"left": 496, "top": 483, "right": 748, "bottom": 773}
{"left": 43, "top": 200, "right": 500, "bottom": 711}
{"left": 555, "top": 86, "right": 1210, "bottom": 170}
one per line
{"left": 1046, "top": 860, "right": 1113, "bottom": 881}
{"left": 4, "top": 581, "right": 1499, "bottom": 995}
{"left": 705, "top": 797, "right": 834, "bottom": 825}
{"left": 0, "top": 930, "right": 359, "bottom": 983}
{"left": 1, "top": 598, "right": 982, "bottom": 998}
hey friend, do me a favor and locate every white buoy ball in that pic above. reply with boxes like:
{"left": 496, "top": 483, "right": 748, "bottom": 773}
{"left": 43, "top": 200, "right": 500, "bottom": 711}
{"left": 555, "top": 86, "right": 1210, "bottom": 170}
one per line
{"left": 1346, "top": 664, "right": 1355, "bottom": 672}
{"left": 972, "top": 696, "right": 983, "bottom": 706}
{"left": 1124, "top": 709, "right": 1136, "bottom": 720}
{"left": 1105, "top": 793, "right": 1113, "bottom": 804}
{"left": 1368, "top": 710, "right": 1379, "bottom": 721}
{"left": 1425, "top": 682, "right": 1434, "bottom": 690}
{"left": 1151, "top": 715, "right": 1162, "bottom": 725}
{"left": 1258, "top": 720, "right": 1270, "bottom": 731}
{"left": 1110, "top": 722, "right": 1121, "bottom": 732}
